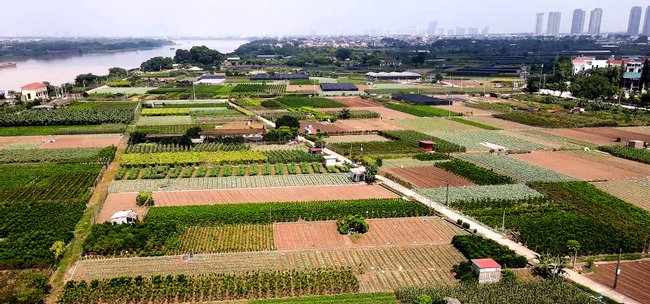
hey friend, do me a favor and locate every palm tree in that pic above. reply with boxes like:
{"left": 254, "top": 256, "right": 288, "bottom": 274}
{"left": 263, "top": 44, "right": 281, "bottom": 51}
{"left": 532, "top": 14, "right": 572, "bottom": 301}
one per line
{"left": 567, "top": 240, "right": 581, "bottom": 268}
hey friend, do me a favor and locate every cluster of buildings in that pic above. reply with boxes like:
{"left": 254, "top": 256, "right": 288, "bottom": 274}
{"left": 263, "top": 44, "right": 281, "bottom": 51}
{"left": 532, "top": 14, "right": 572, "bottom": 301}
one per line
{"left": 627, "top": 6, "right": 650, "bottom": 36}
{"left": 535, "top": 8, "right": 603, "bottom": 36}
{"left": 426, "top": 21, "right": 489, "bottom": 37}
{"left": 571, "top": 55, "right": 647, "bottom": 89}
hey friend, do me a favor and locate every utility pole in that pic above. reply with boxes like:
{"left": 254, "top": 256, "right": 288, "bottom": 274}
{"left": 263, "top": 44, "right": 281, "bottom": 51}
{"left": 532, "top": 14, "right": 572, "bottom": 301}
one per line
{"left": 445, "top": 180, "right": 449, "bottom": 206}
{"left": 613, "top": 249, "right": 622, "bottom": 289}
{"left": 502, "top": 210, "right": 506, "bottom": 232}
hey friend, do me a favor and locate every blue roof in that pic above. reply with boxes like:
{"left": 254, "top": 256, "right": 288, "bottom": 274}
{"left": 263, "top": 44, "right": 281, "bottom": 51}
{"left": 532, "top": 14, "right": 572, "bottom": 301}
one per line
{"left": 624, "top": 72, "right": 641, "bottom": 80}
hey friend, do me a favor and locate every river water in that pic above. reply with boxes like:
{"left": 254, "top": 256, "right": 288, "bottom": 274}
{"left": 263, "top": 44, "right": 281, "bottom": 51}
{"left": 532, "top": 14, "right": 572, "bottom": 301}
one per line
{"left": 0, "top": 39, "right": 248, "bottom": 91}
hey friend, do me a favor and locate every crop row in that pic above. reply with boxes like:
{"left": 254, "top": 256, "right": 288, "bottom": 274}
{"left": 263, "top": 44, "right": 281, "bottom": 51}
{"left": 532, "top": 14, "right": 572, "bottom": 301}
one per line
{"left": 386, "top": 103, "right": 461, "bottom": 117}
{"left": 125, "top": 143, "right": 248, "bottom": 154}
{"left": 59, "top": 268, "right": 358, "bottom": 304}
{"left": 435, "top": 130, "right": 546, "bottom": 152}
{"left": 0, "top": 147, "right": 116, "bottom": 164}
{"left": 140, "top": 108, "right": 190, "bottom": 116}
{"left": 329, "top": 141, "right": 423, "bottom": 156}
{"left": 454, "top": 154, "right": 576, "bottom": 183}
{"left": 0, "top": 109, "right": 134, "bottom": 126}
{"left": 274, "top": 97, "right": 346, "bottom": 109}
{"left": 109, "top": 173, "right": 354, "bottom": 192}
{"left": 435, "top": 159, "right": 513, "bottom": 185}
{"left": 120, "top": 151, "right": 268, "bottom": 166}
{"left": 174, "top": 225, "right": 275, "bottom": 254}
{"left": 599, "top": 145, "right": 650, "bottom": 165}
{"left": 380, "top": 130, "right": 465, "bottom": 153}
{"left": 115, "top": 163, "right": 347, "bottom": 180}
{"left": 417, "top": 184, "right": 544, "bottom": 205}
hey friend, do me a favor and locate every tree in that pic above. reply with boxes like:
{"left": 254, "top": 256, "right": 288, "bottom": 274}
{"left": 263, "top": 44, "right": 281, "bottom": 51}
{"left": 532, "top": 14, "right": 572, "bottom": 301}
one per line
{"left": 336, "top": 214, "right": 369, "bottom": 234}
{"left": 334, "top": 48, "right": 352, "bottom": 61}
{"left": 640, "top": 58, "right": 650, "bottom": 91}
{"left": 173, "top": 49, "right": 192, "bottom": 64}
{"left": 136, "top": 192, "right": 154, "bottom": 207}
{"left": 570, "top": 74, "right": 618, "bottom": 100}
{"left": 275, "top": 115, "right": 300, "bottom": 129}
{"left": 412, "top": 52, "right": 427, "bottom": 65}
{"left": 185, "top": 127, "right": 202, "bottom": 139}
{"left": 567, "top": 240, "right": 581, "bottom": 268}
{"left": 365, "top": 164, "right": 378, "bottom": 183}
{"left": 49, "top": 241, "right": 66, "bottom": 262}
{"left": 339, "top": 108, "right": 351, "bottom": 119}
{"left": 533, "top": 255, "right": 566, "bottom": 279}
{"left": 140, "top": 56, "right": 173, "bottom": 72}
{"left": 108, "top": 67, "right": 127, "bottom": 78}
{"left": 263, "top": 126, "right": 297, "bottom": 142}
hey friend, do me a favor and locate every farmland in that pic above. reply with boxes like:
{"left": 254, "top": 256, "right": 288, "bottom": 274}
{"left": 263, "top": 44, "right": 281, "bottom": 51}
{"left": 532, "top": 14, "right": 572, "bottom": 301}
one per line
{"left": 393, "top": 118, "right": 483, "bottom": 133}
{"left": 386, "top": 103, "right": 461, "bottom": 117}
{"left": 587, "top": 260, "right": 650, "bottom": 304}
{"left": 543, "top": 127, "right": 650, "bottom": 146}
{"left": 455, "top": 154, "right": 576, "bottom": 182}
{"left": 592, "top": 179, "right": 650, "bottom": 211}
{"left": 274, "top": 97, "right": 346, "bottom": 108}
{"left": 418, "top": 184, "right": 544, "bottom": 205}
{"left": 0, "top": 134, "right": 122, "bottom": 149}
{"left": 0, "top": 108, "right": 135, "bottom": 126}
{"left": 0, "top": 147, "right": 115, "bottom": 164}
{"left": 174, "top": 224, "right": 275, "bottom": 254}
{"left": 435, "top": 130, "right": 547, "bottom": 151}
{"left": 383, "top": 166, "right": 475, "bottom": 188}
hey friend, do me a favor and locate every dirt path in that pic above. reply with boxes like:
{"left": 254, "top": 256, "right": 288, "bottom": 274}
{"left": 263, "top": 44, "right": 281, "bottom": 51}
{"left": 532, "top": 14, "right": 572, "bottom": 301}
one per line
{"left": 47, "top": 136, "right": 128, "bottom": 303}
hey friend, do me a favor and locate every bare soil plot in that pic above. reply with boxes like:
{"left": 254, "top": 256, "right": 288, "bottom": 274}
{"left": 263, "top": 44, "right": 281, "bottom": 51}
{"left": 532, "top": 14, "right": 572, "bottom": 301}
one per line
{"left": 394, "top": 118, "right": 481, "bottom": 134}
{"left": 335, "top": 119, "right": 403, "bottom": 132}
{"left": 331, "top": 97, "right": 382, "bottom": 108}
{"left": 97, "top": 193, "right": 148, "bottom": 223}
{"left": 618, "top": 126, "right": 650, "bottom": 135}
{"left": 0, "top": 134, "right": 122, "bottom": 149}
{"left": 300, "top": 121, "right": 346, "bottom": 133}
{"left": 510, "top": 151, "right": 650, "bottom": 181}
{"left": 274, "top": 217, "right": 465, "bottom": 251}
{"left": 587, "top": 260, "right": 650, "bottom": 304}
{"left": 71, "top": 244, "right": 465, "bottom": 292}
{"left": 544, "top": 127, "right": 650, "bottom": 146}
{"left": 434, "top": 101, "right": 495, "bottom": 116}
{"left": 467, "top": 116, "right": 538, "bottom": 130}
{"left": 385, "top": 166, "right": 476, "bottom": 188}
{"left": 365, "top": 107, "right": 417, "bottom": 120}
{"left": 592, "top": 179, "right": 650, "bottom": 211}
{"left": 286, "top": 85, "right": 321, "bottom": 92}
{"left": 151, "top": 184, "right": 398, "bottom": 206}
{"left": 325, "top": 134, "right": 390, "bottom": 143}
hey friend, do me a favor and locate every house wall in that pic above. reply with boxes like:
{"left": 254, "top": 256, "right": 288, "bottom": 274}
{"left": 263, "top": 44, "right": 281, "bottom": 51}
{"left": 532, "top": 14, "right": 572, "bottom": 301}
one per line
{"left": 21, "top": 88, "right": 48, "bottom": 101}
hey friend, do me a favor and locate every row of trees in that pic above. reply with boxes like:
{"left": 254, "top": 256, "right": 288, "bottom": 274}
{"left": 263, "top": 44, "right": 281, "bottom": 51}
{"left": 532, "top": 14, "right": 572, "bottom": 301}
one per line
{"left": 141, "top": 45, "right": 226, "bottom": 72}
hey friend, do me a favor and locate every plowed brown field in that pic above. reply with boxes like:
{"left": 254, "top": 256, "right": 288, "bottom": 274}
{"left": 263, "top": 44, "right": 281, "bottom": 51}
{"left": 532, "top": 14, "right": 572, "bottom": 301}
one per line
{"left": 543, "top": 127, "right": 650, "bottom": 146}
{"left": 332, "top": 97, "right": 382, "bottom": 107}
{"left": 385, "top": 166, "right": 476, "bottom": 188}
{"left": 97, "top": 193, "right": 148, "bottom": 223}
{"left": 510, "top": 151, "right": 650, "bottom": 181}
{"left": 274, "top": 217, "right": 465, "bottom": 250}
{"left": 151, "top": 184, "right": 398, "bottom": 206}
{"left": 301, "top": 119, "right": 402, "bottom": 133}
{"left": 365, "top": 107, "right": 417, "bottom": 120}
{"left": 588, "top": 260, "right": 650, "bottom": 304}
{"left": 0, "top": 134, "right": 122, "bottom": 149}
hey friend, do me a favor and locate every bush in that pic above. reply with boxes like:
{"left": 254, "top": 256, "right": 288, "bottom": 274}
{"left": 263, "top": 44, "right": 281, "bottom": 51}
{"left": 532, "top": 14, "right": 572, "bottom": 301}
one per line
{"left": 462, "top": 222, "right": 471, "bottom": 229}
{"left": 261, "top": 99, "right": 283, "bottom": 108}
{"left": 435, "top": 159, "right": 513, "bottom": 185}
{"left": 413, "top": 153, "right": 450, "bottom": 161}
{"left": 275, "top": 115, "right": 301, "bottom": 129}
{"left": 337, "top": 214, "right": 369, "bottom": 234}
{"left": 501, "top": 269, "right": 518, "bottom": 284}
{"left": 452, "top": 235, "right": 527, "bottom": 268}
{"left": 136, "top": 192, "right": 154, "bottom": 207}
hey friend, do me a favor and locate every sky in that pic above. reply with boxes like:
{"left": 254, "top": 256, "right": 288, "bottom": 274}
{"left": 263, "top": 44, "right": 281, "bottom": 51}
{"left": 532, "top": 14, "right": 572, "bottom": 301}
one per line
{"left": 0, "top": 0, "right": 647, "bottom": 37}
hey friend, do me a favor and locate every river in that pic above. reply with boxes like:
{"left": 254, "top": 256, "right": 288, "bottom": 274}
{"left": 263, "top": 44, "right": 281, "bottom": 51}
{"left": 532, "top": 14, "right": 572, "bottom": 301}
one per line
{"left": 0, "top": 39, "right": 248, "bottom": 91}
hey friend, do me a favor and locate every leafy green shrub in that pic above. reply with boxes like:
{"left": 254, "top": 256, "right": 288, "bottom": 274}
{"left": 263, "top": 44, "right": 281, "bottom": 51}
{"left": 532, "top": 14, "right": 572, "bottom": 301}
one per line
{"left": 435, "top": 160, "right": 513, "bottom": 185}
{"left": 136, "top": 192, "right": 154, "bottom": 207}
{"left": 413, "top": 153, "right": 450, "bottom": 161}
{"left": 337, "top": 215, "right": 369, "bottom": 234}
{"left": 452, "top": 235, "right": 527, "bottom": 268}
{"left": 386, "top": 103, "right": 461, "bottom": 117}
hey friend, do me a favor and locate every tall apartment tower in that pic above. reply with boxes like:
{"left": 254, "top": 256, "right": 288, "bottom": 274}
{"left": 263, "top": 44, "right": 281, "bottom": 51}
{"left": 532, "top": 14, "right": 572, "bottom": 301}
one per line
{"left": 547, "top": 12, "right": 562, "bottom": 36}
{"left": 628, "top": 6, "right": 643, "bottom": 36}
{"left": 427, "top": 21, "right": 438, "bottom": 37}
{"left": 535, "top": 13, "right": 545, "bottom": 35}
{"left": 588, "top": 8, "right": 603, "bottom": 35}
{"left": 571, "top": 9, "right": 586, "bottom": 35}
{"left": 642, "top": 7, "right": 650, "bottom": 36}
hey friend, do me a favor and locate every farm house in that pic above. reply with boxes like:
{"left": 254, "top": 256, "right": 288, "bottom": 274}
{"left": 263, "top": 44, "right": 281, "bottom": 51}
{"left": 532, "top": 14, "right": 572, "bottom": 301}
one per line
{"left": 471, "top": 258, "right": 502, "bottom": 283}
{"left": 110, "top": 210, "right": 138, "bottom": 225}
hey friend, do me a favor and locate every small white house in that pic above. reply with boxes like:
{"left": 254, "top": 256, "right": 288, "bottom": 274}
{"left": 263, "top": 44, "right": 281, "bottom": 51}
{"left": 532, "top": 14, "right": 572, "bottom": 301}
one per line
{"left": 471, "top": 258, "right": 502, "bottom": 283}
{"left": 110, "top": 210, "right": 138, "bottom": 225}
{"left": 194, "top": 75, "right": 225, "bottom": 86}
{"left": 20, "top": 82, "right": 48, "bottom": 101}
{"left": 324, "top": 155, "right": 338, "bottom": 167}
{"left": 349, "top": 167, "right": 367, "bottom": 182}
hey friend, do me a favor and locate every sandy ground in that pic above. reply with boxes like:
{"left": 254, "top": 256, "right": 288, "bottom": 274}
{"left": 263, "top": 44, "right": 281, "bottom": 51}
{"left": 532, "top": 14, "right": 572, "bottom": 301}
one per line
{"left": 274, "top": 217, "right": 465, "bottom": 250}
{"left": 331, "top": 97, "right": 382, "bottom": 108}
{"left": 286, "top": 85, "right": 321, "bottom": 92}
{"left": 97, "top": 193, "right": 148, "bottom": 223}
{"left": 543, "top": 128, "right": 650, "bottom": 146}
{"left": 434, "top": 101, "right": 495, "bottom": 116}
{"left": 0, "top": 134, "right": 123, "bottom": 149}
{"left": 364, "top": 107, "right": 417, "bottom": 120}
{"left": 150, "top": 184, "right": 398, "bottom": 206}
{"left": 384, "top": 166, "right": 476, "bottom": 188}
{"left": 510, "top": 151, "right": 650, "bottom": 181}
{"left": 587, "top": 260, "right": 650, "bottom": 304}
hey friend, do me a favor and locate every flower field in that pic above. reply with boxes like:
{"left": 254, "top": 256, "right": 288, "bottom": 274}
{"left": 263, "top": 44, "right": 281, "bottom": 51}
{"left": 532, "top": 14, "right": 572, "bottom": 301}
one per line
{"left": 109, "top": 173, "right": 354, "bottom": 192}
{"left": 386, "top": 103, "right": 461, "bottom": 117}
{"left": 417, "top": 184, "right": 544, "bottom": 204}
{"left": 173, "top": 225, "right": 275, "bottom": 254}
{"left": 141, "top": 108, "right": 190, "bottom": 116}
{"left": 435, "top": 131, "right": 547, "bottom": 151}
{"left": 454, "top": 154, "right": 576, "bottom": 182}
{"left": 274, "top": 97, "right": 346, "bottom": 108}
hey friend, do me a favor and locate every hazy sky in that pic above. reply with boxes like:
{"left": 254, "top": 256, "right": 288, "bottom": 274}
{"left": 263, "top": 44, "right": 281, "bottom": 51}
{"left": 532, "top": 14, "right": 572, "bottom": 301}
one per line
{"left": 1, "top": 0, "right": 647, "bottom": 37}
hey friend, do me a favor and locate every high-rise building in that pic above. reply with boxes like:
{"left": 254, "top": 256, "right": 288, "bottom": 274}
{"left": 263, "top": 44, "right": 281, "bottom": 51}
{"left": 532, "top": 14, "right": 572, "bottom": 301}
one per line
{"left": 588, "top": 8, "right": 603, "bottom": 35}
{"left": 628, "top": 6, "right": 643, "bottom": 36}
{"left": 535, "top": 13, "right": 545, "bottom": 35}
{"left": 468, "top": 27, "right": 479, "bottom": 35}
{"left": 481, "top": 27, "right": 489, "bottom": 35}
{"left": 456, "top": 27, "right": 466, "bottom": 36}
{"left": 571, "top": 9, "right": 586, "bottom": 35}
{"left": 547, "top": 12, "right": 562, "bottom": 36}
{"left": 642, "top": 7, "right": 650, "bottom": 36}
{"left": 447, "top": 29, "right": 455, "bottom": 36}
{"left": 437, "top": 28, "right": 446, "bottom": 36}
{"left": 427, "top": 21, "right": 438, "bottom": 36}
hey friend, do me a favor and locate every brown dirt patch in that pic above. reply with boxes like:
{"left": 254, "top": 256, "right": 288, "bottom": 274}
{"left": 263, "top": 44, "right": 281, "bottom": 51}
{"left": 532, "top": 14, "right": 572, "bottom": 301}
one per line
{"left": 543, "top": 128, "right": 650, "bottom": 146}
{"left": 365, "top": 107, "right": 417, "bottom": 120}
{"left": 286, "top": 85, "right": 321, "bottom": 92}
{"left": 97, "top": 193, "right": 148, "bottom": 223}
{"left": 151, "top": 184, "right": 398, "bottom": 206}
{"left": 0, "top": 134, "right": 122, "bottom": 149}
{"left": 274, "top": 217, "right": 465, "bottom": 251}
{"left": 384, "top": 166, "right": 476, "bottom": 188}
{"left": 301, "top": 119, "right": 402, "bottom": 133}
{"left": 587, "top": 260, "right": 650, "bottom": 304}
{"left": 331, "top": 97, "right": 382, "bottom": 108}
{"left": 510, "top": 151, "right": 650, "bottom": 181}
{"left": 434, "top": 101, "right": 495, "bottom": 116}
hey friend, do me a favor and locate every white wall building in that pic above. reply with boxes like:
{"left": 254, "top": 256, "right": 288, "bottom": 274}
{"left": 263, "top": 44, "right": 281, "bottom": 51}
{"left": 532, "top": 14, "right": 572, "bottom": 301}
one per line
{"left": 20, "top": 82, "right": 48, "bottom": 101}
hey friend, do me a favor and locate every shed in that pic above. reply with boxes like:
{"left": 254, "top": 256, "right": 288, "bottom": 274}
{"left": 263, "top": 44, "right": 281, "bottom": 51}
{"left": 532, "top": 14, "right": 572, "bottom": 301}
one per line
{"left": 628, "top": 140, "right": 645, "bottom": 149}
{"left": 110, "top": 210, "right": 138, "bottom": 225}
{"left": 471, "top": 258, "right": 502, "bottom": 283}
{"left": 308, "top": 148, "right": 323, "bottom": 154}
{"left": 419, "top": 141, "right": 437, "bottom": 152}
{"left": 324, "top": 155, "right": 337, "bottom": 167}
{"left": 349, "top": 167, "right": 367, "bottom": 182}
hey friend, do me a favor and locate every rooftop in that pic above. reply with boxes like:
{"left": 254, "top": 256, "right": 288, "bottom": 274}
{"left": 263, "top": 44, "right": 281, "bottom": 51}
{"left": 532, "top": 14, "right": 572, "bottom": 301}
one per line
{"left": 21, "top": 82, "right": 46, "bottom": 90}
{"left": 472, "top": 258, "right": 501, "bottom": 269}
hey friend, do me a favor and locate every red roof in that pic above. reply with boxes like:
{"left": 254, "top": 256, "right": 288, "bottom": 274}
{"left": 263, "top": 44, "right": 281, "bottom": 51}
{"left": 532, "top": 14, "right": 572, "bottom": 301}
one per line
{"left": 472, "top": 258, "right": 501, "bottom": 269}
{"left": 21, "top": 82, "right": 46, "bottom": 89}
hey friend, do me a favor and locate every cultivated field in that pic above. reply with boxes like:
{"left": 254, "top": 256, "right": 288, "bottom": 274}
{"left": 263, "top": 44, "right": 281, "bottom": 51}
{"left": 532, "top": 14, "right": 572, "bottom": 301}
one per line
{"left": 592, "top": 179, "right": 650, "bottom": 211}
{"left": 174, "top": 224, "right": 275, "bottom": 254}
{"left": 274, "top": 217, "right": 465, "bottom": 250}
{"left": 151, "top": 184, "right": 398, "bottom": 206}
{"left": 433, "top": 101, "right": 495, "bottom": 116}
{"left": 109, "top": 173, "right": 354, "bottom": 192}
{"left": 510, "top": 151, "right": 650, "bottom": 181}
{"left": 498, "top": 129, "right": 594, "bottom": 150}
{"left": 97, "top": 193, "right": 148, "bottom": 223}
{"left": 325, "top": 134, "right": 390, "bottom": 143}
{"left": 384, "top": 166, "right": 475, "bottom": 188}
{"left": 393, "top": 118, "right": 481, "bottom": 134}
{"left": 418, "top": 184, "right": 544, "bottom": 204}
{"left": 331, "top": 97, "right": 382, "bottom": 108}
{"left": 300, "top": 119, "right": 402, "bottom": 133}
{"left": 463, "top": 116, "right": 537, "bottom": 130}
{"left": 71, "top": 244, "right": 465, "bottom": 292}
{"left": 587, "top": 260, "right": 650, "bottom": 304}
{"left": 543, "top": 127, "right": 650, "bottom": 146}
{"left": 382, "top": 158, "right": 444, "bottom": 168}
{"left": 136, "top": 115, "right": 193, "bottom": 126}
{"left": 436, "top": 130, "right": 547, "bottom": 151}
{"left": 93, "top": 87, "right": 155, "bottom": 94}
{"left": 365, "top": 107, "right": 417, "bottom": 120}
{"left": 455, "top": 154, "right": 576, "bottom": 183}
{"left": 0, "top": 134, "right": 122, "bottom": 149}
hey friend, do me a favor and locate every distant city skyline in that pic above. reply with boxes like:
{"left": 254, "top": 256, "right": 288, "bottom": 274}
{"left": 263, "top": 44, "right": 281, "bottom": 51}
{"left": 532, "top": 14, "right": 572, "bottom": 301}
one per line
{"left": 0, "top": 0, "right": 649, "bottom": 37}
{"left": 571, "top": 9, "right": 586, "bottom": 35}
{"left": 628, "top": 6, "right": 643, "bottom": 35}
{"left": 588, "top": 8, "right": 604, "bottom": 35}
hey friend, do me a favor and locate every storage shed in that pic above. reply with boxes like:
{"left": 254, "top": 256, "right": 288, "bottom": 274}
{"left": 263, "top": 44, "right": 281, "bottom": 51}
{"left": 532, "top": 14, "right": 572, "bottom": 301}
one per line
{"left": 324, "top": 155, "right": 338, "bottom": 167}
{"left": 419, "top": 141, "right": 436, "bottom": 152}
{"left": 349, "top": 167, "right": 367, "bottom": 182}
{"left": 471, "top": 258, "right": 502, "bottom": 283}
{"left": 110, "top": 210, "right": 138, "bottom": 225}
{"left": 628, "top": 140, "right": 645, "bottom": 149}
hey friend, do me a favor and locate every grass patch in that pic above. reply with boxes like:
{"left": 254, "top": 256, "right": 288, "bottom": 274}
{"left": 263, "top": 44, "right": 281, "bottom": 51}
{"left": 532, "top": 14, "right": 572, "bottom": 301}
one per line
{"left": 386, "top": 103, "right": 461, "bottom": 117}
{"left": 450, "top": 118, "right": 501, "bottom": 130}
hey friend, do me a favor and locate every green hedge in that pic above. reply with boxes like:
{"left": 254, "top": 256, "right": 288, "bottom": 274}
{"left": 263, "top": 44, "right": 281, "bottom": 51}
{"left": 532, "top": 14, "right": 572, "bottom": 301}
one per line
{"left": 435, "top": 159, "right": 513, "bottom": 185}
{"left": 452, "top": 235, "right": 527, "bottom": 268}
